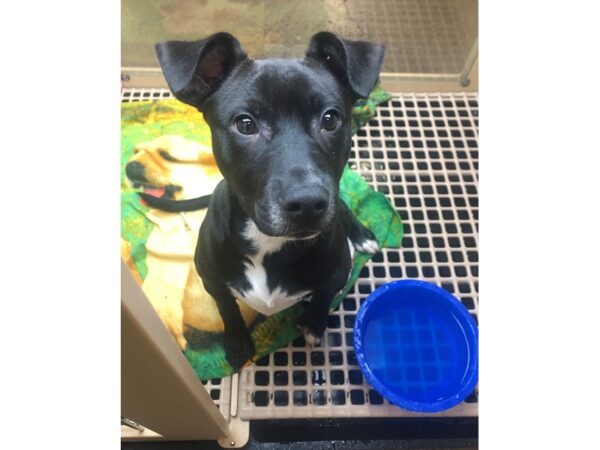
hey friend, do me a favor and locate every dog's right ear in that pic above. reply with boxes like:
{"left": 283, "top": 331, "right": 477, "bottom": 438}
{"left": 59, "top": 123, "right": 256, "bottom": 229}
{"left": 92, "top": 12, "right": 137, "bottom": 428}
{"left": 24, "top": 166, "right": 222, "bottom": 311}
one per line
{"left": 305, "top": 32, "right": 384, "bottom": 100}
{"left": 155, "top": 32, "right": 247, "bottom": 109}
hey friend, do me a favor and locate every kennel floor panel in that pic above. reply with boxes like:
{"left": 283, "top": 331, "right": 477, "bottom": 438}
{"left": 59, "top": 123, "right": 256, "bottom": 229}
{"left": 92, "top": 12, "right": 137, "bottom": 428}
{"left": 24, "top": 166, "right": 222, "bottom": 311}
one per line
{"left": 121, "top": 87, "right": 174, "bottom": 102}
{"left": 237, "top": 92, "right": 479, "bottom": 420}
{"left": 121, "top": 89, "right": 479, "bottom": 420}
{"left": 200, "top": 377, "right": 232, "bottom": 422}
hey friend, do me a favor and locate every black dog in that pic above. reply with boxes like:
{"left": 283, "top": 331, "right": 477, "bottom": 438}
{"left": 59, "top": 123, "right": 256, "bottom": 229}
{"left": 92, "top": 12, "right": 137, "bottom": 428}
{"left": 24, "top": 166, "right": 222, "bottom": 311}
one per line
{"left": 156, "top": 32, "right": 384, "bottom": 370}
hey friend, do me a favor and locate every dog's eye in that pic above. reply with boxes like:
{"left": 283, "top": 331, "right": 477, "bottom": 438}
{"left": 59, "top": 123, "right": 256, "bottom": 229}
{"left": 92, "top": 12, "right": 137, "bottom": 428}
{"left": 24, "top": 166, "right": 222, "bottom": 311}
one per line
{"left": 321, "top": 110, "right": 341, "bottom": 131}
{"left": 159, "top": 150, "right": 177, "bottom": 162}
{"left": 235, "top": 115, "right": 258, "bottom": 135}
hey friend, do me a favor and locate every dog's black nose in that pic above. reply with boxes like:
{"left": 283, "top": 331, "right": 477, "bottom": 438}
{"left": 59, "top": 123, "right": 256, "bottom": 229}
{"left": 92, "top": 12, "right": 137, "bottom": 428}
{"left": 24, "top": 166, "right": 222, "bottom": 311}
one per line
{"left": 125, "top": 161, "right": 146, "bottom": 182}
{"left": 282, "top": 187, "right": 329, "bottom": 225}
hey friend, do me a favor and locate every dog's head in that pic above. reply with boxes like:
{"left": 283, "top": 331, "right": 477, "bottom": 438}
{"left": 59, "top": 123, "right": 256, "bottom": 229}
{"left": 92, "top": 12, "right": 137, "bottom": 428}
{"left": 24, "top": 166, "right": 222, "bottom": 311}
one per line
{"left": 156, "top": 32, "right": 384, "bottom": 237}
{"left": 125, "top": 135, "right": 221, "bottom": 200}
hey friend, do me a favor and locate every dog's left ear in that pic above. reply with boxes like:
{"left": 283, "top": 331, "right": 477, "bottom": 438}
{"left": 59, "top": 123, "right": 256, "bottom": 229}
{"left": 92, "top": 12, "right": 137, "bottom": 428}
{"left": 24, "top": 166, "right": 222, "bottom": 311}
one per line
{"left": 155, "top": 32, "right": 247, "bottom": 109}
{"left": 305, "top": 32, "right": 384, "bottom": 100}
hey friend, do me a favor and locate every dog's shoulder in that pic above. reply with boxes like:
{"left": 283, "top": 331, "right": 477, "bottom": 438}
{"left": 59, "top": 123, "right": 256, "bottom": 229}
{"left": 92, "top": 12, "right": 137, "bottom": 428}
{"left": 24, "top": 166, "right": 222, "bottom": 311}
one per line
{"left": 196, "top": 180, "right": 250, "bottom": 278}
{"left": 196, "top": 180, "right": 232, "bottom": 270}
{"left": 204, "top": 180, "right": 231, "bottom": 239}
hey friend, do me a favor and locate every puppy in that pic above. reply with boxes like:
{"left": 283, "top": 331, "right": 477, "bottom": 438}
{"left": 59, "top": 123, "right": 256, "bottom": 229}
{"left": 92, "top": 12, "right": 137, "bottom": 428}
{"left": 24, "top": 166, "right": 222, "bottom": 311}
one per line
{"left": 155, "top": 32, "right": 384, "bottom": 369}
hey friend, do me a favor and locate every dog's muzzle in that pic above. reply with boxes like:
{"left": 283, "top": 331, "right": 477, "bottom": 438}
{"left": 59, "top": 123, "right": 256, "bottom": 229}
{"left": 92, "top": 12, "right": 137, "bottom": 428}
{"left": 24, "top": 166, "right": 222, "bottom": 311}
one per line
{"left": 281, "top": 185, "right": 330, "bottom": 228}
{"left": 253, "top": 184, "right": 336, "bottom": 237}
{"left": 125, "top": 161, "right": 146, "bottom": 183}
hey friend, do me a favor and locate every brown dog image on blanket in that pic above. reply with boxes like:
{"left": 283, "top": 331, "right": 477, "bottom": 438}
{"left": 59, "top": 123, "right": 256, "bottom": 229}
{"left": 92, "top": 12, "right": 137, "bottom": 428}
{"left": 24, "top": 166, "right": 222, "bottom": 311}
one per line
{"left": 125, "top": 135, "right": 258, "bottom": 350}
{"left": 126, "top": 135, "right": 221, "bottom": 201}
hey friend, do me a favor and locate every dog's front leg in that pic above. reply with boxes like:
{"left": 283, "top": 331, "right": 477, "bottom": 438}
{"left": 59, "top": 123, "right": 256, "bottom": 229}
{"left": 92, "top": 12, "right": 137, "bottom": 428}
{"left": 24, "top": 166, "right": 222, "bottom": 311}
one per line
{"left": 205, "top": 282, "right": 255, "bottom": 370}
{"left": 299, "top": 290, "right": 338, "bottom": 346}
{"left": 339, "top": 201, "right": 379, "bottom": 255}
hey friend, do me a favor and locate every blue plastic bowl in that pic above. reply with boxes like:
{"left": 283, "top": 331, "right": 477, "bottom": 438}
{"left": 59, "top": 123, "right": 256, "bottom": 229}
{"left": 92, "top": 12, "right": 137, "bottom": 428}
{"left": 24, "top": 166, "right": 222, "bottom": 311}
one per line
{"left": 353, "top": 279, "right": 478, "bottom": 413}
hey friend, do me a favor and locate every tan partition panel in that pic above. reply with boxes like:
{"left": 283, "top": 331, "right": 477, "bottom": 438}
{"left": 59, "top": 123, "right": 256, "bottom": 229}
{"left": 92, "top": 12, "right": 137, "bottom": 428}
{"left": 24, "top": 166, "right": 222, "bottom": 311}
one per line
{"left": 121, "top": 260, "right": 228, "bottom": 440}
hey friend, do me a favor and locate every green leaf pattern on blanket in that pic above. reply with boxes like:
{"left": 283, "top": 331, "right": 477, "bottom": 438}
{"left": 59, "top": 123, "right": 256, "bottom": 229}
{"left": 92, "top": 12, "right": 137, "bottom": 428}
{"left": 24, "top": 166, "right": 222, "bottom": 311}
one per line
{"left": 121, "top": 85, "right": 403, "bottom": 379}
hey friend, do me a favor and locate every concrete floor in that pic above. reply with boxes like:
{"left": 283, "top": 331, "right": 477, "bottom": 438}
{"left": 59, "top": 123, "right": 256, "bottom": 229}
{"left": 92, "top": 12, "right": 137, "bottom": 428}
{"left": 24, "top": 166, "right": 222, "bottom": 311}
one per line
{"left": 122, "top": 0, "right": 477, "bottom": 74}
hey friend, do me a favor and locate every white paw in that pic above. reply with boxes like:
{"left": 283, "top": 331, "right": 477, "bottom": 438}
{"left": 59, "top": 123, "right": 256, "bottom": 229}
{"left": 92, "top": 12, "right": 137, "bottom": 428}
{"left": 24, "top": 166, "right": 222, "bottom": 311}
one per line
{"left": 303, "top": 327, "right": 322, "bottom": 346}
{"left": 355, "top": 238, "right": 379, "bottom": 255}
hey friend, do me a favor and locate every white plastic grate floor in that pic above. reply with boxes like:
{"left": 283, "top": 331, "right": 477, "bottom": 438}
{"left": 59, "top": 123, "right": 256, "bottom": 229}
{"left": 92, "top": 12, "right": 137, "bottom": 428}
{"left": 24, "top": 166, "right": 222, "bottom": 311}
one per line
{"left": 201, "top": 377, "right": 231, "bottom": 422}
{"left": 237, "top": 92, "right": 479, "bottom": 420}
{"left": 122, "top": 89, "right": 479, "bottom": 421}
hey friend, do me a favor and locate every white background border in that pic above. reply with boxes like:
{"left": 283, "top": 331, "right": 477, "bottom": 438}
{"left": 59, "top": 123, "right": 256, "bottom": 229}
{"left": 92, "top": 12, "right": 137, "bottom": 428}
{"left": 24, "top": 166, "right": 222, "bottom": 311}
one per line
{"left": 2, "top": 1, "right": 600, "bottom": 449}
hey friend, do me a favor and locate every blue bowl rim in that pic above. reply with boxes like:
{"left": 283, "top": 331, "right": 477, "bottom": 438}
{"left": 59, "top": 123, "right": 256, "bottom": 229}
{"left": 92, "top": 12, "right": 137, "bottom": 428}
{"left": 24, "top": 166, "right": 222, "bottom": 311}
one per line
{"left": 353, "top": 279, "right": 479, "bottom": 413}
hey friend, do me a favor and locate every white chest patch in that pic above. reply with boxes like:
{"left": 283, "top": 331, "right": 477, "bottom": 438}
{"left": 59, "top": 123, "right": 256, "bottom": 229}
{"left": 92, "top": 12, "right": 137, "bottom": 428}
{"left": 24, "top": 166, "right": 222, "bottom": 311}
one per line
{"left": 228, "top": 220, "right": 313, "bottom": 316}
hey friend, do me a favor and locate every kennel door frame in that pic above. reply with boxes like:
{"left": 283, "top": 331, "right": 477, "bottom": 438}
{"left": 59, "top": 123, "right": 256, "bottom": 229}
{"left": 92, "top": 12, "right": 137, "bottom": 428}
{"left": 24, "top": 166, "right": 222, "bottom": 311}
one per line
{"left": 121, "top": 259, "right": 229, "bottom": 441}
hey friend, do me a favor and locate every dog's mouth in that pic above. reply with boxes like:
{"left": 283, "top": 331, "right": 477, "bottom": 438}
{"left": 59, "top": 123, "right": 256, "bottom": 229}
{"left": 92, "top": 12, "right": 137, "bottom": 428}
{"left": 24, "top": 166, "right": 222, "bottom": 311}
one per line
{"left": 130, "top": 181, "right": 182, "bottom": 201}
{"left": 254, "top": 220, "right": 322, "bottom": 240}
{"left": 249, "top": 189, "right": 338, "bottom": 238}
{"left": 288, "top": 230, "right": 321, "bottom": 239}
{"left": 252, "top": 207, "right": 336, "bottom": 239}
